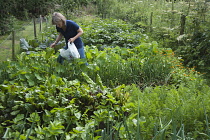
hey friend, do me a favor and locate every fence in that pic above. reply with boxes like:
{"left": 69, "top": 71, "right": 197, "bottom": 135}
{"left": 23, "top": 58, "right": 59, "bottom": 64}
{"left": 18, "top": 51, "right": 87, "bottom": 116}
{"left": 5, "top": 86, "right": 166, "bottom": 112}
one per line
{"left": 0, "top": 16, "right": 50, "bottom": 61}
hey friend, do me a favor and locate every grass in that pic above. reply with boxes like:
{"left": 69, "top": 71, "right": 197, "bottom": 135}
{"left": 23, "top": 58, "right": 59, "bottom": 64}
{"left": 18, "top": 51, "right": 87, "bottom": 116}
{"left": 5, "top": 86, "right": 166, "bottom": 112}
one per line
{"left": 0, "top": 20, "right": 49, "bottom": 61}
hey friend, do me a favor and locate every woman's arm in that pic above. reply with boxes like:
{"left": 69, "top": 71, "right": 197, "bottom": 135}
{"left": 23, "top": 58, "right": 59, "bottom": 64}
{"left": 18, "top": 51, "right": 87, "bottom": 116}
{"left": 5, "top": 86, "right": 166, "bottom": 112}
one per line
{"left": 68, "top": 28, "right": 83, "bottom": 43}
{"left": 50, "top": 33, "right": 63, "bottom": 48}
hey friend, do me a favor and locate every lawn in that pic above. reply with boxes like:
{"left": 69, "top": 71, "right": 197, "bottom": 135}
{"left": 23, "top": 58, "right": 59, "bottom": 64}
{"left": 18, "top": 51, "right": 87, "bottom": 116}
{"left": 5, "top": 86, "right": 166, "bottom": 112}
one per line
{"left": 0, "top": 20, "right": 49, "bottom": 61}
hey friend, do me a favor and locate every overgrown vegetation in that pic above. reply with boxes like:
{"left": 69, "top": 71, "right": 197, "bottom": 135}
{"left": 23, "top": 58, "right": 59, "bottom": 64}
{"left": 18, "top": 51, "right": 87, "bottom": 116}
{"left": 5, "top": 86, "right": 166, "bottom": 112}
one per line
{"left": 1, "top": 0, "right": 210, "bottom": 139}
{"left": 1, "top": 17, "right": 210, "bottom": 139}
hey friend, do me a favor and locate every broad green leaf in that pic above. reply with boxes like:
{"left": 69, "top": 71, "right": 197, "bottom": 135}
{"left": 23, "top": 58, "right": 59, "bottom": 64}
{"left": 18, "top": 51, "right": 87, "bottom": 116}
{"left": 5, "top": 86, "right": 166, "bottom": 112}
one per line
{"left": 82, "top": 72, "right": 95, "bottom": 86}
{"left": 25, "top": 73, "right": 33, "bottom": 80}
{"left": 0, "top": 105, "right": 4, "bottom": 109}
{"left": 27, "top": 112, "right": 40, "bottom": 122}
{"left": 50, "top": 108, "right": 66, "bottom": 113}
{"left": 0, "top": 85, "right": 9, "bottom": 91}
{"left": 47, "top": 99, "right": 59, "bottom": 108}
{"left": 28, "top": 79, "right": 35, "bottom": 86}
{"left": 46, "top": 121, "right": 64, "bottom": 135}
{"left": 13, "top": 114, "right": 24, "bottom": 123}
{"left": 45, "top": 110, "right": 51, "bottom": 116}
{"left": 86, "top": 52, "right": 93, "bottom": 60}
{"left": 73, "top": 127, "right": 84, "bottom": 133}
{"left": 11, "top": 110, "right": 20, "bottom": 115}
{"left": 74, "top": 112, "right": 81, "bottom": 119}
{"left": 69, "top": 79, "right": 80, "bottom": 86}
{"left": 94, "top": 136, "right": 102, "bottom": 140}
{"left": 45, "top": 47, "right": 55, "bottom": 59}
{"left": 35, "top": 73, "right": 43, "bottom": 80}
{"left": 25, "top": 103, "right": 34, "bottom": 112}
{"left": 20, "top": 135, "right": 27, "bottom": 139}
{"left": 96, "top": 74, "right": 104, "bottom": 90}
{"left": 66, "top": 134, "right": 71, "bottom": 140}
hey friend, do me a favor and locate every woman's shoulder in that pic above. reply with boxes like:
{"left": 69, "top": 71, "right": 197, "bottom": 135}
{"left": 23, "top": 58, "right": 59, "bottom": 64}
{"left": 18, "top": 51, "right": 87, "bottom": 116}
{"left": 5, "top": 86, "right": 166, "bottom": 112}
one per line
{"left": 66, "top": 20, "right": 77, "bottom": 25}
{"left": 66, "top": 20, "right": 79, "bottom": 29}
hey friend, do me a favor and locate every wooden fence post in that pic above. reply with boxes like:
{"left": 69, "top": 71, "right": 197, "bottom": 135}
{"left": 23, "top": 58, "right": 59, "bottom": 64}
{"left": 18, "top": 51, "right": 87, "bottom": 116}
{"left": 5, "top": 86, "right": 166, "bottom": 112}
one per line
{"left": 33, "top": 17, "right": 37, "bottom": 39}
{"left": 12, "top": 30, "right": 15, "bottom": 60}
{"left": 40, "top": 15, "right": 42, "bottom": 32}
{"left": 171, "top": 0, "right": 175, "bottom": 28}
{"left": 172, "top": 0, "right": 174, "bottom": 11}
{"left": 150, "top": 12, "right": 153, "bottom": 32}
{"left": 180, "top": 14, "right": 186, "bottom": 35}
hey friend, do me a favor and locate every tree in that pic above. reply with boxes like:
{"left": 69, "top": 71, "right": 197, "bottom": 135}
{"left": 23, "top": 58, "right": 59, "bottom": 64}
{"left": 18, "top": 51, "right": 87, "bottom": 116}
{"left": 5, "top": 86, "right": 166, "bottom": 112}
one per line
{"left": 13, "top": 0, "right": 54, "bottom": 18}
{"left": 0, "top": 0, "right": 15, "bottom": 35}
{"left": 0, "top": 0, "right": 55, "bottom": 35}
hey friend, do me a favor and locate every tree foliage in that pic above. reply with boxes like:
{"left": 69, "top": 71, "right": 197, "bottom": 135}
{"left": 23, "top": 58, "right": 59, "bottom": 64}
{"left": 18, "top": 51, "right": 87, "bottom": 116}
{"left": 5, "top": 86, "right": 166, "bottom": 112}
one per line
{"left": 11, "top": 0, "right": 53, "bottom": 18}
{"left": 0, "top": 0, "right": 54, "bottom": 35}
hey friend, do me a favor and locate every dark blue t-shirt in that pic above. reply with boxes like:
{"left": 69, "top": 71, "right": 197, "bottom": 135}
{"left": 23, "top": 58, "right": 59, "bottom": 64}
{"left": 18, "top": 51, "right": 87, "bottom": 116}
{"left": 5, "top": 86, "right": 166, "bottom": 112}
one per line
{"left": 56, "top": 20, "right": 83, "bottom": 49}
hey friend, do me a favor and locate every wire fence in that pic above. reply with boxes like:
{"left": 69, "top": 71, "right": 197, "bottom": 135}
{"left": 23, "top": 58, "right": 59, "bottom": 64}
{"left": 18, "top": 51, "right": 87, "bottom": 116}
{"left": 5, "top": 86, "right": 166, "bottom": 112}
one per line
{"left": 0, "top": 16, "right": 50, "bottom": 61}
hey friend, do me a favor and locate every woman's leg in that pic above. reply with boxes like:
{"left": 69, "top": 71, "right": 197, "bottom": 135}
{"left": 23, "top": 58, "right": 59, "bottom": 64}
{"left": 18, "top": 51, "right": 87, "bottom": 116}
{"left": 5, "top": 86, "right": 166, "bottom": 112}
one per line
{"left": 57, "top": 54, "right": 64, "bottom": 64}
{"left": 77, "top": 46, "right": 86, "bottom": 59}
{"left": 78, "top": 46, "right": 88, "bottom": 65}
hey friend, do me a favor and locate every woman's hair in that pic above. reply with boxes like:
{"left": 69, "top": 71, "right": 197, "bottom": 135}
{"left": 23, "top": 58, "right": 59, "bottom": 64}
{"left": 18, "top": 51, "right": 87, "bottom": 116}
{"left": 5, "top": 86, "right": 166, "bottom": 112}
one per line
{"left": 52, "top": 12, "right": 66, "bottom": 25}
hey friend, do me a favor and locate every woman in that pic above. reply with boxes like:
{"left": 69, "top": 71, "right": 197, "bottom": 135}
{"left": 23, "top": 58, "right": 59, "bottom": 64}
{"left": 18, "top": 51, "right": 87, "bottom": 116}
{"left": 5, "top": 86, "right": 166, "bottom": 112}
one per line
{"left": 50, "top": 12, "right": 86, "bottom": 64}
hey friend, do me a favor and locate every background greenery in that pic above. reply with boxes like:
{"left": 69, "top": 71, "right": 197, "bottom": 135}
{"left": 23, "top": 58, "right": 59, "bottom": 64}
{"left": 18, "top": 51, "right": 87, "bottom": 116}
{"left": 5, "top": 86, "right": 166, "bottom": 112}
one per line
{"left": 1, "top": 0, "right": 210, "bottom": 75}
{"left": 1, "top": 0, "right": 210, "bottom": 139}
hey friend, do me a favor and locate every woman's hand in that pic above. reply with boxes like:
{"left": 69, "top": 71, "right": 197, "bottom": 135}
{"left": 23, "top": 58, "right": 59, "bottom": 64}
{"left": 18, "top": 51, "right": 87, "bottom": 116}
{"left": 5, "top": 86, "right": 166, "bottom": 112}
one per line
{"left": 50, "top": 42, "right": 57, "bottom": 48}
{"left": 68, "top": 28, "right": 83, "bottom": 43}
{"left": 68, "top": 38, "right": 75, "bottom": 43}
{"left": 51, "top": 33, "right": 63, "bottom": 48}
